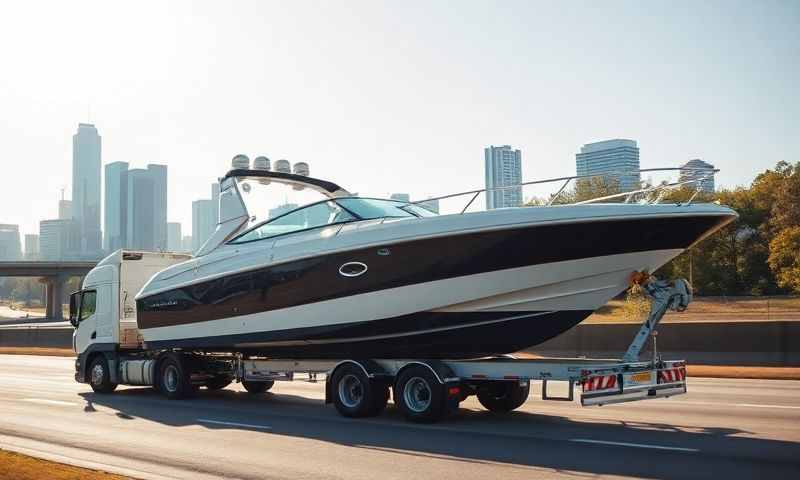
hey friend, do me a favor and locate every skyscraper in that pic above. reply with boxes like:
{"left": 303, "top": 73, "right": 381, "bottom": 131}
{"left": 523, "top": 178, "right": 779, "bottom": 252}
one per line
{"left": 485, "top": 145, "right": 522, "bottom": 209}
{"left": 167, "top": 222, "right": 182, "bottom": 252}
{"left": 72, "top": 123, "right": 102, "bottom": 256}
{"left": 0, "top": 224, "right": 22, "bottom": 260}
{"left": 39, "top": 219, "right": 79, "bottom": 260}
{"left": 58, "top": 198, "right": 72, "bottom": 220}
{"left": 575, "top": 139, "right": 641, "bottom": 192}
{"left": 148, "top": 164, "right": 168, "bottom": 250}
{"left": 192, "top": 183, "right": 220, "bottom": 252}
{"left": 390, "top": 193, "right": 410, "bottom": 202}
{"left": 679, "top": 159, "right": 715, "bottom": 193}
{"left": 24, "top": 234, "right": 39, "bottom": 260}
{"left": 126, "top": 169, "right": 156, "bottom": 251}
{"left": 104, "top": 161, "right": 129, "bottom": 252}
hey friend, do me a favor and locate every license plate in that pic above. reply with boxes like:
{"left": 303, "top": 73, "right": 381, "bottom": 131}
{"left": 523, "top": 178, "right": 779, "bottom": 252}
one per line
{"left": 630, "top": 372, "right": 651, "bottom": 383}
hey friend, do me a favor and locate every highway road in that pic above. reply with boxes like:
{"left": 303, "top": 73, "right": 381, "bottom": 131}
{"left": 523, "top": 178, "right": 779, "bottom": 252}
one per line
{"left": 0, "top": 355, "right": 798, "bottom": 480}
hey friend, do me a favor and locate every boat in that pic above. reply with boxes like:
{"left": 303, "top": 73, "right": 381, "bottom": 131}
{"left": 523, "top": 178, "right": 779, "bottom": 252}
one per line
{"left": 134, "top": 158, "right": 736, "bottom": 359}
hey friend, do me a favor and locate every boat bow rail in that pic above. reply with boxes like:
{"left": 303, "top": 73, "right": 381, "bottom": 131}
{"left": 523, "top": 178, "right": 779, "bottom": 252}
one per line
{"left": 412, "top": 166, "right": 718, "bottom": 214}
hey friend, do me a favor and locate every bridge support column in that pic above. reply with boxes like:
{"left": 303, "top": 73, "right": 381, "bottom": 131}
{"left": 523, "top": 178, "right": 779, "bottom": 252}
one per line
{"left": 41, "top": 275, "right": 66, "bottom": 321}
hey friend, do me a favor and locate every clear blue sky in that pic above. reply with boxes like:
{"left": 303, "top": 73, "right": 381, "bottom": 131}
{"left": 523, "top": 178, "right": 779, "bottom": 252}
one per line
{"left": 0, "top": 0, "right": 797, "bottom": 236}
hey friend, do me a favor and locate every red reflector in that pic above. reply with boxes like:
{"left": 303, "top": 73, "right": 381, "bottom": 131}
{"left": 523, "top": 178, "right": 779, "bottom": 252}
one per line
{"left": 448, "top": 387, "right": 461, "bottom": 396}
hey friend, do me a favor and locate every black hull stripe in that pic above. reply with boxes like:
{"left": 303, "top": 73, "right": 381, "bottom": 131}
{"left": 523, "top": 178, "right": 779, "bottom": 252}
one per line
{"left": 144, "top": 310, "right": 592, "bottom": 359}
{"left": 137, "top": 214, "right": 728, "bottom": 330}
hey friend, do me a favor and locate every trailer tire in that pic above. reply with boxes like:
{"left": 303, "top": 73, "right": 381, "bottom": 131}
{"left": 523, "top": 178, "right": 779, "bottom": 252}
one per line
{"left": 205, "top": 375, "right": 234, "bottom": 391}
{"left": 477, "top": 381, "right": 530, "bottom": 413}
{"left": 331, "top": 364, "right": 383, "bottom": 418}
{"left": 395, "top": 366, "right": 446, "bottom": 423}
{"left": 242, "top": 380, "right": 274, "bottom": 394}
{"left": 88, "top": 355, "right": 117, "bottom": 394}
{"left": 157, "top": 355, "right": 195, "bottom": 400}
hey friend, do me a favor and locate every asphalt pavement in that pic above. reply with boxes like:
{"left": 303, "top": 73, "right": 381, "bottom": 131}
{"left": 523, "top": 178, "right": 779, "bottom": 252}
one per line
{"left": 0, "top": 354, "right": 798, "bottom": 480}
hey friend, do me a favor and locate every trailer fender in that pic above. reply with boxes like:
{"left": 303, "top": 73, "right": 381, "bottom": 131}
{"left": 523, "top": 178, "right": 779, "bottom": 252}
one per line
{"left": 325, "top": 360, "right": 390, "bottom": 404}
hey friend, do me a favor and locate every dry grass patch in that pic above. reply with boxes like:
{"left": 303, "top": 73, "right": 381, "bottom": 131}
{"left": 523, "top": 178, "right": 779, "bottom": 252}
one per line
{"left": 688, "top": 365, "right": 800, "bottom": 380}
{"left": 0, "top": 347, "right": 75, "bottom": 357}
{"left": 0, "top": 449, "right": 130, "bottom": 480}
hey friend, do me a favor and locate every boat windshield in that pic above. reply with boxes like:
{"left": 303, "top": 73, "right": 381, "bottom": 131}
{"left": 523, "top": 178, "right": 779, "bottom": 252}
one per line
{"left": 229, "top": 197, "right": 437, "bottom": 244}
{"left": 336, "top": 198, "right": 432, "bottom": 220}
{"left": 231, "top": 201, "right": 356, "bottom": 244}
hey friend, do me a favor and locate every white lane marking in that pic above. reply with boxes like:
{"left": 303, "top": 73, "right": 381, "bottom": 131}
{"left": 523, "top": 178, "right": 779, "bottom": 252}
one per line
{"left": 677, "top": 401, "right": 800, "bottom": 410}
{"left": 197, "top": 418, "right": 272, "bottom": 431}
{"left": 570, "top": 438, "right": 699, "bottom": 452}
{"left": 21, "top": 398, "right": 77, "bottom": 406}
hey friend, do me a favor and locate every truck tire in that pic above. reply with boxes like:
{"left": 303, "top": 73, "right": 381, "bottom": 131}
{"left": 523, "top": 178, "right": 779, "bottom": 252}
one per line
{"left": 242, "top": 380, "right": 274, "bottom": 394}
{"left": 331, "top": 364, "right": 384, "bottom": 418}
{"left": 394, "top": 366, "right": 446, "bottom": 423}
{"left": 88, "top": 355, "right": 118, "bottom": 394}
{"left": 477, "top": 381, "right": 530, "bottom": 413}
{"left": 205, "top": 375, "right": 234, "bottom": 391}
{"left": 157, "top": 355, "right": 196, "bottom": 400}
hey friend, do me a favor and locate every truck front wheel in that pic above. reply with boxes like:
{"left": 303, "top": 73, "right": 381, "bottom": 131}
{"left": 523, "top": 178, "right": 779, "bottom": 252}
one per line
{"left": 158, "top": 355, "right": 196, "bottom": 400}
{"left": 88, "top": 356, "right": 117, "bottom": 394}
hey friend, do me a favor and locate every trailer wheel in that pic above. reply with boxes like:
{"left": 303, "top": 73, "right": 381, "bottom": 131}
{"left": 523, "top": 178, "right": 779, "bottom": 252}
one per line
{"left": 157, "top": 355, "right": 195, "bottom": 400}
{"left": 88, "top": 355, "right": 117, "bottom": 394}
{"left": 242, "top": 380, "right": 274, "bottom": 394}
{"left": 331, "top": 364, "right": 384, "bottom": 418}
{"left": 477, "top": 381, "right": 530, "bottom": 413}
{"left": 205, "top": 375, "right": 234, "bottom": 391}
{"left": 395, "top": 366, "right": 446, "bottom": 423}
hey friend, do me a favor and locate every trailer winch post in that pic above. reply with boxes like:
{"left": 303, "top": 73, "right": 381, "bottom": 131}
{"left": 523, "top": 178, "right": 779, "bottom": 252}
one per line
{"left": 622, "top": 277, "right": 692, "bottom": 363}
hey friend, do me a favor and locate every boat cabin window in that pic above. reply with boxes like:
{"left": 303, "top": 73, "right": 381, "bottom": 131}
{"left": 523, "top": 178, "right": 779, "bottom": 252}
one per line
{"left": 231, "top": 201, "right": 356, "bottom": 244}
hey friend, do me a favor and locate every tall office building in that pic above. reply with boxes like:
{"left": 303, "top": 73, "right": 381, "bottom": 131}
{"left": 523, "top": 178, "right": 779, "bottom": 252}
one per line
{"left": 390, "top": 193, "right": 410, "bottom": 202}
{"left": 575, "top": 139, "right": 641, "bottom": 192}
{"left": 104, "top": 161, "right": 129, "bottom": 252}
{"left": 148, "top": 164, "right": 168, "bottom": 250}
{"left": 181, "top": 235, "right": 193, "bottom": 252}
{"left": 104, "top": 162, "right": 167, "bottom": 252}
{"left": 58, "top": 199, "right": 72, "bottom": 220}
{"left": 679, "top": 159, "right": 715, "bottom": 193}
{"left": 39, "top": 219, "right": 79, "bottom": 260}
{"left": 0, "top": 224, "right": 22, "bottom": 260}
{"left": 167, "top": 222, "right": 182, "bottom": 252}
{"left": 191, "top": 183, "right": 220, "bottom": 252}
{"left": 24, "top": 234, "right": 39, "bottom": 260}
{"left": 126, "top": 169, "right": 156, "bottom": 250}
{"left": 72, "top": 123, "right": 102, "bottom": 255}
{"left": 485, "top": 145, "right": 522, "bottom": 209}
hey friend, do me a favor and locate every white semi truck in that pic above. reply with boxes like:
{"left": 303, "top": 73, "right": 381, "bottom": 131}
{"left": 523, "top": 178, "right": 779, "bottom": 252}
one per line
{"left": 71, "top": 250, "right": 690, "bottom": 423}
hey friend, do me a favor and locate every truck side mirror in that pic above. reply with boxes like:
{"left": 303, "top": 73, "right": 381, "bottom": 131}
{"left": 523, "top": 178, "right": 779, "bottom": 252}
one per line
{"left": 69, "top": 292, "right": 80, "bottom": 328}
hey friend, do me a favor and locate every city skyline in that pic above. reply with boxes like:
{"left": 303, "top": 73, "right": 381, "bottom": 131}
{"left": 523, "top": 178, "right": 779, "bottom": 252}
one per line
{"left": 0, "top": 1, "right": 797, "bottom": 236}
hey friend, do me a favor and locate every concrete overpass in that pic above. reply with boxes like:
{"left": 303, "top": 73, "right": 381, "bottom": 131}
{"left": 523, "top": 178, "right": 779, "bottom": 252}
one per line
{"left": 0, "top": 261, "right": 97, "bottom": 321}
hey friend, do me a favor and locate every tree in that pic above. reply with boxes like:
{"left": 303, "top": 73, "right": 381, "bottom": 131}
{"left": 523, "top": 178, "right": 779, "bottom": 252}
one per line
{"left": 768, "top": 226, "right": 800, "bottom": 294}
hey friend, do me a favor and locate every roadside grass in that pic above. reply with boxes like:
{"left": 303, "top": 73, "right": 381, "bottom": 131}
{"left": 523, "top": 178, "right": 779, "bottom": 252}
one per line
{"left": 687, "top": 365, "right": 800, "bottom": 380}
{"left": 0, "top": 449, "right": 129, "bottom": 480}
{"left": 0, "top": 347, "right": 74, "bottom": 357}
{"left": 585, "top": 296, "right": 800, "bottom": 323}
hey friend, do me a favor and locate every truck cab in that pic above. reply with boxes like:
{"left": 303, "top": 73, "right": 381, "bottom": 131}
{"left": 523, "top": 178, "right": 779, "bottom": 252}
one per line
{"left": 71, "top": 250, "right": 191, "bottom": 386}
